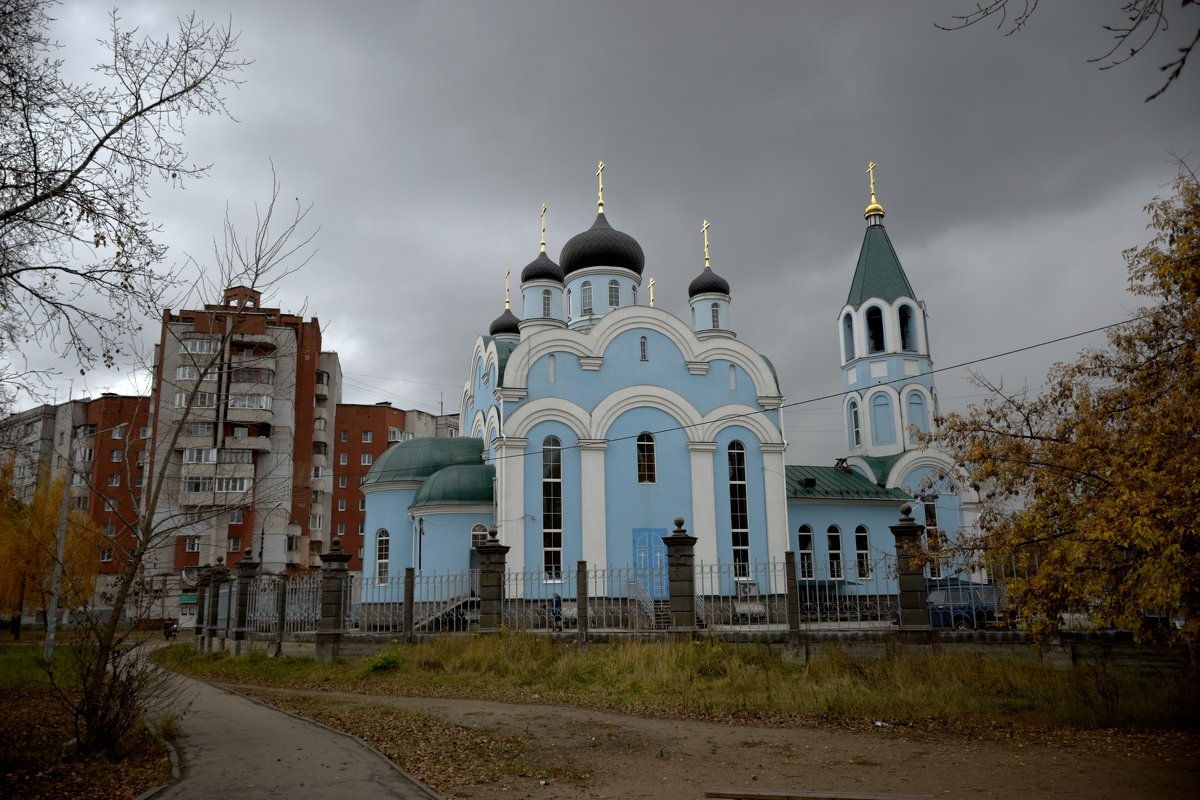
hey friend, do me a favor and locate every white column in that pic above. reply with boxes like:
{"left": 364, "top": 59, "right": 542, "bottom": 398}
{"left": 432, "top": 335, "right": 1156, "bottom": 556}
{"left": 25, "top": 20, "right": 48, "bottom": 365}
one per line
{"left": 495, "top": 436, "right": 527, "bottom": 574}
{"left": 761, "top": 442, "right": 789, "bottom": 560}
{"left": 688, "top": 442, "right": 718, "bottom": 565}
{"left": 579, "top": 439, "right": 607, "bottom": 568}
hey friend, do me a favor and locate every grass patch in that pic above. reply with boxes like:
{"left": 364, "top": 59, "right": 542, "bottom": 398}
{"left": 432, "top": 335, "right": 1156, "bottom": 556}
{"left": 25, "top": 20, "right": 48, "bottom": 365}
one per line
{"left": 154, "top": 636, "right": 1200, "bottom": 731}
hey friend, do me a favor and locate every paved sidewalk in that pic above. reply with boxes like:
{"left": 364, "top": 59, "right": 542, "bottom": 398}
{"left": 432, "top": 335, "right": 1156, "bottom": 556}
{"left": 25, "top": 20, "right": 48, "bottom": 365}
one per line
{"left": 152, "top": 675, "right": 441, "bottom": 799}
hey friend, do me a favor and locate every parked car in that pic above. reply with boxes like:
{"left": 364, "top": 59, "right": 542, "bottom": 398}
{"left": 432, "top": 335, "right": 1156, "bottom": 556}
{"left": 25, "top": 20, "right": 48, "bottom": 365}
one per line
{"left": 926, "top": 584, "right": 1009, "bottom": 630}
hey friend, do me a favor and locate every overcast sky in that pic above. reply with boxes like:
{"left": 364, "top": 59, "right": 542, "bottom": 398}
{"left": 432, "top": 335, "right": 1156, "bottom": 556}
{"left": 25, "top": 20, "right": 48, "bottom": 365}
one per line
{"left": 32, "top": 0, "right": 1200, "bottom": 465}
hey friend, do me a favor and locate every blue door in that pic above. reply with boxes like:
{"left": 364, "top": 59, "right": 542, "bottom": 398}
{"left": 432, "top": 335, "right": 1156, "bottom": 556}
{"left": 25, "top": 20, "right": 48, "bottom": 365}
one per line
{"left": 632, "top": 528, "right": 668, "bottom": 600}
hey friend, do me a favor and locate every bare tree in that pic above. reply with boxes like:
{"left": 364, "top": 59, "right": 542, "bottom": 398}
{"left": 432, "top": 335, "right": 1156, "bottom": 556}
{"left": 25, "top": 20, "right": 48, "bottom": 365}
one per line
{"left": 938, "top": 0, "right": 1198, "bottom": 101}
{"left": 42, "top": 172, "right": 318, "bottom": 758}
{"left": 0, "top": 0, "right": 247, "bottom": 406}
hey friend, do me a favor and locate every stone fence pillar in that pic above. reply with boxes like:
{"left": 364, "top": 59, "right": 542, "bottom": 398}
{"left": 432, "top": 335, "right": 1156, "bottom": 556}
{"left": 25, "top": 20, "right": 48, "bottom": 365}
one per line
{"left": 193, "top": 567, "right": 212, "bottom": 652}
{"left": 663, "top": 517, "right": 699, "bottom": 636}
{"left": 576, "top": 560, "right": 589, "bottom": 643}
{"left": 475, "top": 527, "right": 510, "bottom": 632}
{"left": 316, "top": 538, "right": 352, "bottom": 663}
{"left": 890, "top": 503, "right": 931, "bottom": 631}
{"left": 206, "top": 559, "right": 230, "bottom": 653}
{"left": 232, "top": 548, "right": 259, "bottom": 654}
{"left": 784, "top": 551, "right": 801, "bottom": 644}
{"left": 403, "top": 568, "right": 415, "bottom": 638}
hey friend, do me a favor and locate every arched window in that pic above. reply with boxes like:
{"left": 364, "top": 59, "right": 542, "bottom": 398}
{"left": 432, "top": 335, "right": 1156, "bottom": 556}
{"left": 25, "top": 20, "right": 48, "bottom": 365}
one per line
{"left": 471, "top": 523, "right": 489, "bottom": 548}
{"left": 547, "top": 354, "right": 556, "bottom": 384}
{"left": 542, "top": 437, "right": 562, "bottom": 579}
{"left": 636, "top": 433, "right": 656, "bottom": 483}
{"left": 566, "top": 288, "right": 572, "bottom": 322}
{"left": 899, "top": 304, "right": 917, "bottom": 352}
{"left": 639, "top": 336, "right": 648, "bottom": 361}
{"left": 796, "top": 524, "right": 814, "bottom": 579}
{"left": 632, "top": 285, "right": 638, "bottom": 305}
{"left": 541, "top": 289, "right": 552, "bottom": 318}
{"left": 848, "top": 400, "right": 862, "bottom": 448}
{"left": 728, "top": 441, "right": 749, "bottom": 577}
{"left": 608, "top": 280, "right": 620, "bottom": 309}
{"left": 866, "top": 307, "right": 885, "bottom": 353}
{"left": 711, "top": 302, "right": 720, "bottom": 329}
{"left": 826, "top": 525, "right": 842, "bottom": 579}
{"left": 842, "top": 313, "right": 855, "bottom": 362}
{"left": 871, "top": 393, "right": 895, "bottom": 445}
{"left": 854, "top": 525, "right": 871, "bottom": 578}
{"left": 728, "top": 364, "right": 736, "bottom": 389}
{"left": 581, "top": 281, "right": 593, "bottom": 315}
{"left": 906, "top": 392, "right": 928, "bottom": 443}
{"left": 376, "top": 530, "right": 390, "bottom": 584}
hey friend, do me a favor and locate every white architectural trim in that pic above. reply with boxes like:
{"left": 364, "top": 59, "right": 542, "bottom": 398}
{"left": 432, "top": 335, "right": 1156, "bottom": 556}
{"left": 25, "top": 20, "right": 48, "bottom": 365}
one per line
{"left": 579, "top": 439, "right": 608, "bottom": 568}
{"left": 687, "top": 441, "right": 718, "bottom": 564}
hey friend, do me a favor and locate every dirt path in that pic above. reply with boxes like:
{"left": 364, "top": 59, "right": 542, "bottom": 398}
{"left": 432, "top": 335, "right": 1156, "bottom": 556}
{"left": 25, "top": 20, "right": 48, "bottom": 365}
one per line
{"left": 232, "top": 686, "right": 1198, "bottom": 800}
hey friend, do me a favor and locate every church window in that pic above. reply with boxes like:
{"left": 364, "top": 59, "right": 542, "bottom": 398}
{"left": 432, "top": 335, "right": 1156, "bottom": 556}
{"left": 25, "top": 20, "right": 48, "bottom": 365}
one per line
{"left": 899, "top": 304, "right": 917, "bottom": 352}
{"left": 848, "top": 401, "right": 862, "bottom": 448}
{"left": 639, "top": 336, "right": 648, "bottom": 362}
{"left": 581, "top": 281, "right": 593, "bottom": 315}
{"left": 636, "top": 433, "right": 656, "bottom": 483}
{"left": 728, "top": 441, "right": 749, "bottom": 577}
{"left": 866, "top": 307, "right": 885, "bottom": 353}
{"left": 827, "top": 525, "right": 843, "bottom": 580}
{"left": 796, "top": 525, "right": 814, "bottom": 579}
{"left": 711, "top": 302, "right": 720, "bottom": 329}
{"left": 906, "top": 392, "right": 928, "bottom": 443}
{"left": 376, "top": 530, "right": 390, "bottom": 584}
{"left": 842, "top": 313, "right": 855, "bottom": 361}
{"left": 547, "top": 354, "right": 556, "bottom": 384}
{"left": 542, "top": 289, "right": 552, "bottom": 318}
{"left": 728, "top": 364, "right": 736, "bottom": 390}
{"left": 609, "top": 280, "right": 620, "bottom": 309}
{"left": 632, "top": 285, "right": 638, "bottom": 305}
{"left": 566, "top": 289, "right": 572, "bottom": 322}
{"left": 870, "top": 393, "right": 896, "bottom": 445}
{"left": 855, "top": 525, "right": 871, "bottom": 578}
{"left": 471, "top": 523, "right": 489, "bottom": 548}
{"left": 542, "top": 436, "right": 563, "bottom": 580}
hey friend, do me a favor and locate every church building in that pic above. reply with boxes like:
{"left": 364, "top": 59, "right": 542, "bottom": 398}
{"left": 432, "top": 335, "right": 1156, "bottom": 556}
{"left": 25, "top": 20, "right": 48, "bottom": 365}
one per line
{"left": 361, "top": 163, "right": 976, "bottom": 597}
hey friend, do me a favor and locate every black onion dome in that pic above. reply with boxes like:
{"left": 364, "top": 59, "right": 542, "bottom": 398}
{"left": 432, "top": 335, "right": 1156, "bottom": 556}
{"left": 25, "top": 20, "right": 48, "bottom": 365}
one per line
{"left": 688, "top": 267, "right": 730, "bottom": 297}
{"left": 560, "top": 213, "right": 645, "bottom": 276}
{"left": 520, "top": 251, "right": 563, "bottom": 283}
{"left": 488, "top": 308, "right": 520, "bottom": 336}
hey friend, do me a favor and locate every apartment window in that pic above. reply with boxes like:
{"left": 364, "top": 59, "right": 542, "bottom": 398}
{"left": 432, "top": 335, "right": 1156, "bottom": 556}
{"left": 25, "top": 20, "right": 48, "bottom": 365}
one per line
{"left": 184, "top": 536, "right": 200, "bottom": 553}
{"left": 340, "top": 430, "right": 348, "bottom": 442}
{"left": 183, "top": 476, "right": 211, "bottom": 493}
{"left": 728, "top": 441, "right": 750, "bottom": 577}
{"left": 229, "top": 508, "right": 245, "bottom": 524}
{"left": 358, "top": 524, "right": 365, "bottom": 536}
{"left": 75, "top": 447, "right": 94, "bottom": 462}
{"left": 339, "top": 453, "right": 347, "bottom": 465}
{"left": 139, "top": 426, "right": 151, "bottom": 439}
{"left": 111, "top": 425, "right": 125, "bottom": 440}
{"left": 136, "top": 450, "right": 147, "bottom": 465}
{"left": 338, "top": 476, "right": 348, "bottom": 489}
{"left": 71, "top": 471, "right": 86, "bottom": 486}
{"left": 360, "top": 453, "right": 373, "bottom": 466}
{"left": 183, "top": 447, "right": 216, "bottom": 464}
{"left": 104, "top": 498, "right": 118, "bottom": 512}
{"left": 636, "top": 433, "right": 655, "bottom": 483}
{"left": 608, "top": 279, "right": 620, "bottom": 309}
{"left": 183, "top": 337, "right": 220, "bottom": 354}
{"left": 337, "top": 523, "right": 345, "bottom": 535}
{"left": 213, "top": 477, "right": 251, "bottom": 492}
{"left": 855, "top": 525, "right": 872, "bottom": 578}
{"left": 581, "top": 281, "right": 593, "bottom": 315}
{"left": 134, "top": 475, "right": 144, "bottom": 488}
{"left": 174, "top": 391, "right": 217, "bottom": 409}
{"left": 182, "top": 422, "right": 214, "bottom": 437}
{"left": 100, "top": 549, "right": 113, "bottom": 563}
{"left": 107, "top": 474, "right": 121, "bottom": 487}
{"left": 827, "top": 526, "right": 843, "bottom": 580}
{"left": 541, "top": 436, "right": 562, "bottom": 580}
{"left": 218, "top": 450, "right": 251, "bottom": 464}
{"left": 286, "top": 535, "right": 300, "bottom": 552}
{"left": 337, "top": 499, "right": 346, "bottom": 511}
{"left": 73, "top": 496, "right": 89, "bottom": 511}
{"left": 228, "top": 538, "right": 241, "bottom": 553}
{"left": 359, "top": 475, "right": 368, "bottom": 485}
{"left": 229, "top": 368, "right": 273, "bottom": 384}
{"left": 358, "top": 498, "right": 366, "bottom": 511}
{"left": 104, "top": 523, "right": 117, "bottom": 537}
{"left": 310, "top": 514, "right": 324, "bottom": 530}
{"left": 228, "top": 394, "right": 272, "bottom": 410}
{"left": 362, "top": 431, "right": 373, "bottom": 443}
{"left": 312, "top": 490, "right": 323, "bottom": 505}
{"left": 312, "top": 466, "right": 324, "bottom": 479}
{"left": 175, "top": 365, "right": 211, "bottom": 381}
{"left": 109, "top": 450, "right": 124, "bottom": 462}
{"left": 376, "top": 530, "right": 390, "bottom": 583}
{"left": 796, "top": 525, "right": 814, "bottom": 579}
{"left": 313, "top": 417, "right": 327, "bottom": 431}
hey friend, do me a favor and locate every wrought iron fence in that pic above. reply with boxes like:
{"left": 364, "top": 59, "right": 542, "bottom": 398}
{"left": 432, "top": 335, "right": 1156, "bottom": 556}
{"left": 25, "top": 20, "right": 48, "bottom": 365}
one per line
{"left": 283, "top": 573, "right": 321, "bottom": 634}
{"left": 246, "top": 575, "right": 283, "bottom": 634}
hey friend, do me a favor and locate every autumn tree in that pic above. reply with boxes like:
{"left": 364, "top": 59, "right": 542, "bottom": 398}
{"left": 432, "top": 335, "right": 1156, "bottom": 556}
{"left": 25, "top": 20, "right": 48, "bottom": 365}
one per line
{"left": 936, "top": 170, "right": 1200, "bottom": 643}
{"left": 939, "top": 0, "right": 1198, "bottom": 101}
{"left": 0, "top": 0, "right": 246, "bottom": 409}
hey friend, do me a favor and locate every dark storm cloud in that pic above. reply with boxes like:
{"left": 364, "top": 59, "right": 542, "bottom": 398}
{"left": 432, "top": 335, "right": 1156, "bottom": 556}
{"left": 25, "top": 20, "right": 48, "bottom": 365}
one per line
{"left": 44, "top": 1, "right": 1198, "bottom": 462}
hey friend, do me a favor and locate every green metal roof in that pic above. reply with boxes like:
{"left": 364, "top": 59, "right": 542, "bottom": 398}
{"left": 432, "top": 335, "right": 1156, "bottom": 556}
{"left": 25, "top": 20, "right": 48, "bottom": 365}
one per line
{"left": 410, "top": 464, "right": 495, "bottom": 507}
{"left": 479, "top": 337, "right": 518, "bottom": 386}
{"left": 785, "top": 464, "right": 910, "bottom": 502}
{"left": 858, "top": 453, "right": 905, "bottom": 486}
{"left": 363, "top": 437, "right": 484, "bottom": 486}
{"left": 844, "top": 224, "right": 917, "bottom": 309}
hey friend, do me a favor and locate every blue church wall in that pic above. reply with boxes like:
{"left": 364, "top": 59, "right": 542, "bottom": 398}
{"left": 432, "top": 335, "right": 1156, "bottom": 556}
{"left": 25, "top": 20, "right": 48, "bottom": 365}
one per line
{"left": 899, "top": 465, "right": 966, "bottom": 556}
{"left": 410, "top": 511, "right": 488, "bottom": 576}
{"left": 843, "top": 358, "right": 935, "bottom": 392}
{"left": 785, "top": 500, "right": 903, "bottom": 596}
{"left": 709, "top": 425, "right": 770, "bottom": 595}
{"left": 870, "top": 393, "right": 896, "bottom": 445}
{"left": 520, "top": 420, "right": 583, "bottom": 583}
{"left": 602, "top": 406, "right": 693, "bottom": 568}
{"left": 361, "top": 485, "right": 418, "bottom": 603}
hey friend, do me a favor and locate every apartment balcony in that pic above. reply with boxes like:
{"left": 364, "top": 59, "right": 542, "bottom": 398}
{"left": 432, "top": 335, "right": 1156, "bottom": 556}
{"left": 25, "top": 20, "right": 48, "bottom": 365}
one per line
{"left": 180, "top": 463, "right": 254, "bottom": 480}
{"left": 175, "top": 435, "right": 215, "bottom": 450}
{"left": 230, "top": 333, "right": 278, "bottom": 349}
{"left": 311, "top": 453, "right": 327, "bottom": 470}
{"left": 312, "top": 405, "right": 329, "bottom": 421}
{"left": 227, "top": 407, "right": 273, "bottom": 425}
{"left": 226, "top": 435, "right": 271, "bottom": 452}
{"left": 179, "top": 488, "right": 252, "bottom": 508}
{"left": 311, "top": 426, "right": 330, "bottom": 444}
{"left": 228, "top": 379, "right": 274, "bottom": 394}
{"left": 230, "top": 355, "right": 276, "bottom": 372}
{"left": 314, "top": 381, "right": 329, "bottom": 400}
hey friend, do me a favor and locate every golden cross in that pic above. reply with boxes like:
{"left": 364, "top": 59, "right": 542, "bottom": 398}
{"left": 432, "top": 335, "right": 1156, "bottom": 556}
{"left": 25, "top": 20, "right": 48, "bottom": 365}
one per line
{"left": 540, "top": 203, "right": 547, "bottom": 252}
{"left": 504, "top": 267, "right": 511, "bottom": 310}
{"left": 866, "top": 161, "right": 877, "bottom": 197}
{"left": 701, "top": 219, "right": 711, "bottom": 269}
{"left": 648, "top": 276, "right": 655, "bottom": 308}
{"left": 596, "top": 160, "right": 606, "bottom": 212}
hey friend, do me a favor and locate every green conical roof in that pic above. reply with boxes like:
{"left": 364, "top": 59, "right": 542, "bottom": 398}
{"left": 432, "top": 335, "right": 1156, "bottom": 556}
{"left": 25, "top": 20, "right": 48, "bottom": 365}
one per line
{"left": 363, "top": 437, "right": 485, "bottom": 486}
{"left": 844, "top": 224, "right": 917, "bottom": 309}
